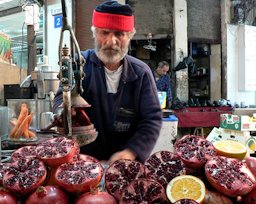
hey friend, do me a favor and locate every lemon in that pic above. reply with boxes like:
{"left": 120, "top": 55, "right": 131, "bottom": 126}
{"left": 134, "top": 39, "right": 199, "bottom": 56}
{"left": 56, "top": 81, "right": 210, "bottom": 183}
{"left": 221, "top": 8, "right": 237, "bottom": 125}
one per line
{"left": 166, "top": 175, "right": 206, "bottom": 204}
{"left": 213, "top": 140, "right": 247, "bottom": 160}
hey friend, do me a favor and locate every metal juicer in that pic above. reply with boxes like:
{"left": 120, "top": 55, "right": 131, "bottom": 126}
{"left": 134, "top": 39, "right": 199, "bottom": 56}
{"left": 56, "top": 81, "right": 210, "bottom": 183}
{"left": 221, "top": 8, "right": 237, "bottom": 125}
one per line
{"left": 57, "top": 0, "right": 97, "bottom": 145}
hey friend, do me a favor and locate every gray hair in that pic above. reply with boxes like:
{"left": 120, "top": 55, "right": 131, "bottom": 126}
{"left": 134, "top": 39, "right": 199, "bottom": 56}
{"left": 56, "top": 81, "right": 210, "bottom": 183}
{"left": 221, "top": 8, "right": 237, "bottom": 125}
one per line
{"left": 157, "top": 61, "right": 169, "bottom": 69}
{"left": 91, "top": 26, "right": 136, "bottom": 39}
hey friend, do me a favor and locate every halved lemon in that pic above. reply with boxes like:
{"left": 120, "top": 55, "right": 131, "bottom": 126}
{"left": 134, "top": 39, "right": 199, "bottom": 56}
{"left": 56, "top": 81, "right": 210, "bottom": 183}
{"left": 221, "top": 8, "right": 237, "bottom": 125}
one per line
{"left": 166, "top": 175, "right": 205, "bottom": 203}
{"left": 213, "top": 140, "right": 247, "bottom": 160}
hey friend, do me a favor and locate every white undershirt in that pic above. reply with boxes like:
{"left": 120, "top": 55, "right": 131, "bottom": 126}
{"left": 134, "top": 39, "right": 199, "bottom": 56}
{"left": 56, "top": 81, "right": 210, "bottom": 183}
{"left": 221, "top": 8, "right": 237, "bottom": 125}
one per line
{"left": 104, "top": 65, "right": 123, "bottom": 93}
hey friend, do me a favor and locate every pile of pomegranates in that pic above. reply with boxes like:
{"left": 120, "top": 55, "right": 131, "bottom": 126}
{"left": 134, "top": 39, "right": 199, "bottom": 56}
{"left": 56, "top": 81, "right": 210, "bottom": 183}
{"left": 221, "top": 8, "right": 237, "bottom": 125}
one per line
{"left": 0, "top": 134, "right": 256, "bottom": 204}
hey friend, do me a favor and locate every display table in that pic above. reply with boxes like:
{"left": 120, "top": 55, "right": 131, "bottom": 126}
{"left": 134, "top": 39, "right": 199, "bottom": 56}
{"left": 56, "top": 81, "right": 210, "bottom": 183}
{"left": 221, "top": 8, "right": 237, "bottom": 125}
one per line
{"left": 174, "top": 107, "right": 233, "bottom": 128}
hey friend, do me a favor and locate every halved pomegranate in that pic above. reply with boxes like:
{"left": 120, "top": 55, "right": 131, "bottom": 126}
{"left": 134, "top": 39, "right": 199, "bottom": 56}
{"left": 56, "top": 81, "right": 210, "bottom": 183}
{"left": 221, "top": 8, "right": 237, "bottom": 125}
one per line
{"left": 11, "top": 145, "right": 36, "bottom": 161}
{"left": 55, "top": 156, "right": 103, "bottom": 194}
{"left": 205, "top": 156, "right": 255, "bottom": 197}
{"left": 174, "top": 135, "right": 217, "bottom": 169}
{"left": 119, "top": 178, "right": 168, "bottom": 204}
{"left": 145, "top": 151, "right": 186, "bottom": 188}
{"left": 3, "top": 158, "right": 47, "bottom": 195}
{"left": 0, "top": 163, "right": 10, "bottom": 185}
{"left": 35, "top": 137, "right": 78, "bottom": 167}
{"left": 105, "top": 159, "right": 146, "bottom": 201}
{"left": 25, "top": 185, "right": 69, "bottom": 204}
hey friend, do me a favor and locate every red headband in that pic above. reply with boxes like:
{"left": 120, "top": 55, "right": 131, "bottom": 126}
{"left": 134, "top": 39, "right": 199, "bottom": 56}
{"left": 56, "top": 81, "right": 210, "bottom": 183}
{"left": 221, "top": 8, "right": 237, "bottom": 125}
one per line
{"left": 92, "top": 10, "right": 134, "bottom": 32}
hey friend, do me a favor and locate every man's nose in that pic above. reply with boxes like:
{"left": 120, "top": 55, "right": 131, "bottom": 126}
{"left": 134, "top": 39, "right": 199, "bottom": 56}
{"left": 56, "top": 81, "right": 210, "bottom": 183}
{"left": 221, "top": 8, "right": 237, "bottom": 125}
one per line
{"left": 107, "top": 33, "right": 117, "bottom": 45}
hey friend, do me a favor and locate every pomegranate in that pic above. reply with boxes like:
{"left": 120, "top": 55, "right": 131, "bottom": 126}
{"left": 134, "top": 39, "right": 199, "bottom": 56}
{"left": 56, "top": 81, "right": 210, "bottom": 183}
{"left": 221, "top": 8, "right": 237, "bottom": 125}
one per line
{"left": 145, "top": 151, "right": 186, "bottom": 188}
{"left": 173, "top": 199, "right": 198, "bottom": 204}
{"left": 0, "top": 163, "right": 10, "bottom": 185}
{"left": 105, "top": 159, "right": 146, "bottom": 201}
{"left": 25, "top": 185, "right": 69, "bottom": 204}
{"left": 72, "top": 153, "right": 100, "bottom": 162}
{"left": 46, "top": 154, "right": 99, "bottom": 186}
{"left": 205, "top": 156, "right": 255, "bottom": 197}
{"left": 75, "top": 189, "right": 117, "bottom": 204}
{"left": 3, "top": 157, "right": 47, "bottom": 195}
{"left": 55, "top": 156, "right": 103, "bottom": 194}
{"left": 119, "top": 178, "right": 168, "bottom": 204}
{"left": 11, "top": 145, "right": 36, "bottom": 161}
{"left": 35, "top": 137, "right": 78, "bottom": 167}
{"left": 203, "top": 189, "right": 233, "bottom": 204}
{"left": 242, "top": 187, "right": 256, "bottom": 204}
{"left": 0, "top": 187, "right": 17, "bottom": 204}
{"left": 174, "top": 135, "right": 217, "bottom": 169}
{"left": 245, "top": 157, "right": 256, "bottom": 178}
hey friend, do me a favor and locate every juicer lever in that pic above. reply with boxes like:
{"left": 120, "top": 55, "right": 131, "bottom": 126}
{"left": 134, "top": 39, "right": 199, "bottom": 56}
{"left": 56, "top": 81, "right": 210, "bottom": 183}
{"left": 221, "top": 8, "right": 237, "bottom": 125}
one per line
{"left": 58, "top": 0, "right": 86, "bottom": 136}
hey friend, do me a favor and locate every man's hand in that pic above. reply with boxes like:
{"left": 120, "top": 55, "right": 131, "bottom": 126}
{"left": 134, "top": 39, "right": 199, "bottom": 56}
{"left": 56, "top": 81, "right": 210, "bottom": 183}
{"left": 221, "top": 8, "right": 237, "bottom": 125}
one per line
{"left": 108, "top": 149, "right": 136, "bottom": 165}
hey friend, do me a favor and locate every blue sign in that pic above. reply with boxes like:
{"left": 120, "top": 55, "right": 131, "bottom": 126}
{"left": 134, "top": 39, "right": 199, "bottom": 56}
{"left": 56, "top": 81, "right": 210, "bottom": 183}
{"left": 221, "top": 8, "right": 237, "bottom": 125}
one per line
{"left": 54, "top": 15, "right": 62, "bottom": 28}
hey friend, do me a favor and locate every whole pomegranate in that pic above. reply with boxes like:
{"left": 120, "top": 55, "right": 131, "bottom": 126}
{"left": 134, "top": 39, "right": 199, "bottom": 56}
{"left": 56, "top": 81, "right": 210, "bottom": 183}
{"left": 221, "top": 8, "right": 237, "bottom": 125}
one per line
{"left": 119, "top": 178, "right": 168, "bottom": 204}
{"left": 244, "top": 157, "right": 256, "bottom": 178}
{"left": 173, "top": 199, "right": 198, "bottom": 204}
{"left": 3, "top": 157, "right": 47, "bottom": 195}
{"left": 174, "top": 135, "right": 217, "bottom": 169}
{"left": 145, "top": 151, "right": 186, "bottom": 188}
{"left": 205, "top": 156, "right": 255, "bottom": 197}
{"left": 105, "top": 159, "right": 146, "bottom": 201}
{"left": 55, "top": 156, "right": 103, "bottom": 194}
{"left": 242, "top": 187, "right": 256, "bottom": 204}
{"left": 11, "top": 145, "right": 36, "bottom": 161}
{"left": 203, "top": 189, "right": 233, "bottom": 204}
{"left": 25, "top": 185, "right": 69, "bottom": 204}
{"left": 0, "top": 188, "right": 17, "bottom": 204}
{"left": 35, "top": 137, "right": 78, "bottom": 167}
{"left": 75, "top": 189, "right": 117, "bottom": 204}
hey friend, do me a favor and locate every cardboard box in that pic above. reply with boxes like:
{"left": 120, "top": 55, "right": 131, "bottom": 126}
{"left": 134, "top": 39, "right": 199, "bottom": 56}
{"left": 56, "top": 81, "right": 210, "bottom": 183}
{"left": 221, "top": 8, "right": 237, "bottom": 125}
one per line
{"left": 207, "top": 127, "right": 256, "bottom": 155}
{"left": 206, "top": 127, "right": 249, "bottom": 145}
{"left": 220, "top": 114, "right": 256, "bottom": 131}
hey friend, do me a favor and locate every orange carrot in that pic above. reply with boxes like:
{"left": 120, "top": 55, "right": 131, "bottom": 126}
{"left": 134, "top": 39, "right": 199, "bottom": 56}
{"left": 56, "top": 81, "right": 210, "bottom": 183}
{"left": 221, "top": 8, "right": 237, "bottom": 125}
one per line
{"left": 28, "top": 130, "right": 36, "bottom": 138}
{"left": 9, "top": 103, "right": 28, "bottom": 138}
{"left": 23, "top": 113, "right": 33, "bottom": 138}
{"left": 14, "top": 114, "right": 32, "bottom": 138}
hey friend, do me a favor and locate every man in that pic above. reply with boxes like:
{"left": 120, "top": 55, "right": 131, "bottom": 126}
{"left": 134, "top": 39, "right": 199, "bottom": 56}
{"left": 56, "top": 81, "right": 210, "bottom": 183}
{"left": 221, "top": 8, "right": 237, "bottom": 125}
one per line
{"left": 53, "top": 1, "right": 162, "bottom": 163}
{"left": 153, "top": 61, "right": 172, "bottom": 108}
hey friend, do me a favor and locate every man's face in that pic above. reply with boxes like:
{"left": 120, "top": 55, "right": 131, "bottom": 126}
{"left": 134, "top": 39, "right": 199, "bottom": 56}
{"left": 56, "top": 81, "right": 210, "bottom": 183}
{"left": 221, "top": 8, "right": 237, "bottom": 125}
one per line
{"left": 94, "top": 28, "right": 132, "bottom": 65}
{"left": 157, "top": 65, "right": 169, "bottom": 76}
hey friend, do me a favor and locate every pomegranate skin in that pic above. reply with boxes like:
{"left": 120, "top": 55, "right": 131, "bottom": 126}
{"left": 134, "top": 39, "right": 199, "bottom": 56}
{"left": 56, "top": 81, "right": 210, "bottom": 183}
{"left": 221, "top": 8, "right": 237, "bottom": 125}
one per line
{"left": 245, "top": 157, "right": 256, "bottom": 178}
{"left": 25, "top": 185, "right": 69, "bottom": 204}
{"left": 75, "top": 191, "right": 117, "bottom": 204}
{"left": 0, "top": 188, "right": 17, "bottom": 204}
{"left": 242, "top": 187, "right": 256, "bottom": 204}
{"left": 205, "top": 156, "right": 256, "bottom": 197}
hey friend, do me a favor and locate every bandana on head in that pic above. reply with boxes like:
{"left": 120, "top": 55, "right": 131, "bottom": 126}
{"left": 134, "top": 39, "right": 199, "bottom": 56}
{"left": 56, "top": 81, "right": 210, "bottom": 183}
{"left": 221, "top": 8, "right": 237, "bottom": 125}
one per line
{"left": 92, "top": 1, "right": 134, "bottom": 32}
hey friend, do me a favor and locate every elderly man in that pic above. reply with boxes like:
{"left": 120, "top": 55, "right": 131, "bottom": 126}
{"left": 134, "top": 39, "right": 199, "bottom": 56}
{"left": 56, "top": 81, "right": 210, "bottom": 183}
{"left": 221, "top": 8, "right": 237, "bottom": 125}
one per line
{"left": 53, "top": 1, "right": 162, "bottom": 163}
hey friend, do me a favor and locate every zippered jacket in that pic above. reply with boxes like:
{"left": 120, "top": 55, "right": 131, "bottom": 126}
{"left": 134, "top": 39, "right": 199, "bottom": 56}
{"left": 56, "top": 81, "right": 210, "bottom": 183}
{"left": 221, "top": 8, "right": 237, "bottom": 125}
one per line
{"left": 53, "top": 49, "right": 162, "bottom": 162}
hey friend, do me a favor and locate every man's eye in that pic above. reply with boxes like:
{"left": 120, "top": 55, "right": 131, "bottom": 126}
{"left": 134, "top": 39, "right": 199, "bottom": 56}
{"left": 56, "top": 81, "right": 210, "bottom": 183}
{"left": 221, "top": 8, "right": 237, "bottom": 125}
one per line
{"left": 115, "top": 32, "right": 124, "bottom": 37}
{"left": 102, "top": 31, "right": 109, "bottom": 35}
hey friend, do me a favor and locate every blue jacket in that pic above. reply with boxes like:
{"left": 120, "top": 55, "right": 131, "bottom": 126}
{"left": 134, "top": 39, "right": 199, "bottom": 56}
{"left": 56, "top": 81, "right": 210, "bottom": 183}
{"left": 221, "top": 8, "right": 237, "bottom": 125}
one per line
{"left": 53, "top": 49, "right": 162, "bottom": 162}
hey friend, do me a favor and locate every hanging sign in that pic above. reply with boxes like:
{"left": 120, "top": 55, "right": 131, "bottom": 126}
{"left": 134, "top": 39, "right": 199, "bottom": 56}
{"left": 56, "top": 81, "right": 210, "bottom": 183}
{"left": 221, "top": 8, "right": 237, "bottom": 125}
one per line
{"left": 54, "top": 15, "right": 62, "bottom": 28}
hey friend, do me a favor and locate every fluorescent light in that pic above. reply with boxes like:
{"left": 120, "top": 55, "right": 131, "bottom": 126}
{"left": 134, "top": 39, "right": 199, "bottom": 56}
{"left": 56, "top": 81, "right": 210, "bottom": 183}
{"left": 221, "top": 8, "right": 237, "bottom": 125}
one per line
{"left": 0, "top": 0, "right": 14, "bottom": 5}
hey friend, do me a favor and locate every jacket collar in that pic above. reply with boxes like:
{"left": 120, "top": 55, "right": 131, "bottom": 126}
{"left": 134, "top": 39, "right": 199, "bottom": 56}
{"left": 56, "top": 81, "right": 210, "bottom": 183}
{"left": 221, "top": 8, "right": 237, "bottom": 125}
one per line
{"left": 89, "top": 50, "right": 138, "bottom": 83}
